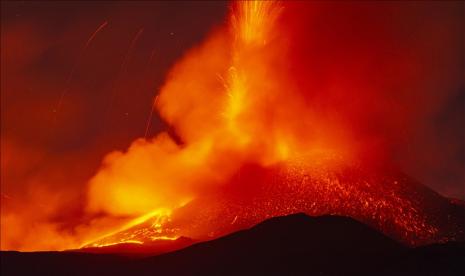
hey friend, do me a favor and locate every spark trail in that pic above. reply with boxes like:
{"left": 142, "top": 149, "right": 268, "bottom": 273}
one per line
{"left": 144, "top": 50, "right": 157, "bottom": 138}
{"left": 53, "top": 21, "right": 108, "bottom": 123}
{"left": 145, "top": 95, "right": 158, "bottom": 139}
{"left": 103, "top": 28, "right": 144, "bottom": 125}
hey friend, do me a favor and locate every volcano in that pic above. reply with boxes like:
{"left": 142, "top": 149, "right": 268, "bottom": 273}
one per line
{"left": 84, "top": 159, "right": 465, "bottom": 253}
{"left": 1, "top": 5, "right": 463, "bottom": 276}
{"left": 73, "top": 0, "right": 465, "bottom": 253}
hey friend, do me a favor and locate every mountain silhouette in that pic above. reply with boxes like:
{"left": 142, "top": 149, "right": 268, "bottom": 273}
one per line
{"left": 2, "top": 213, "right": 464, "bottom": 276}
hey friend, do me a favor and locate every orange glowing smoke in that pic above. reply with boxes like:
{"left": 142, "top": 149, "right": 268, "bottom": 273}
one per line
{"left": 85, "top": 0, "right": 355, "bottom": 246}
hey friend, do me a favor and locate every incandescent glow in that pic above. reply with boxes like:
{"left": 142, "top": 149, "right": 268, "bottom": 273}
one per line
{"left": 84, "top": 209, "right": 178, "bottom": 248}
{"left": 2, "top": 0, "right": 463, "bottom": 251}
{"left": 92, "top": 240, "right": 143, "bottom": 248}
{"left": 231, "top": 1, "right": 282, "bottom": 46}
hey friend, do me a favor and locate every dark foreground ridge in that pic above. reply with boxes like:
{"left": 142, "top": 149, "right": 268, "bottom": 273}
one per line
{"left": 2, "top": 213, "right": 464, "bottom": 276}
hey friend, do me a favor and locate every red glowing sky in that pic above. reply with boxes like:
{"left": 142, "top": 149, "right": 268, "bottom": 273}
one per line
{"left": 1, "top": 1, "right": 464, "bottom": 251}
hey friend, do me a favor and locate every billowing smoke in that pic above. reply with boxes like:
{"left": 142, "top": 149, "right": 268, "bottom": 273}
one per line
{"left": 87, "top": 0, "right": 463, "bottom": 223}
{"left": 86, "top": 1, "right": 354, "bottom": 221}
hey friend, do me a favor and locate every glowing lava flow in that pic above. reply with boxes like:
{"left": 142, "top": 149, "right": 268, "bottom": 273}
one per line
{"left": 84, "top": 209, "right": 177, "bottom": 248}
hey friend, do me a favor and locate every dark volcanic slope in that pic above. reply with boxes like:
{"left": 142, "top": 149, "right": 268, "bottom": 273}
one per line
{"left": 2, "top": 214, "right": 464, "bottom": 276}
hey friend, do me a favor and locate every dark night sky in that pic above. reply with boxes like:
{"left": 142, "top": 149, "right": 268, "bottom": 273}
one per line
{"left": 1, "top": 0, "right": 464, "bottom": 221}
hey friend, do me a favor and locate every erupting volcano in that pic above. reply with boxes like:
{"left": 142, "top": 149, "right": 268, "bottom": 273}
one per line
{"left": 1, "top": 1, "right": 464, "bottom": 274}
{"left": 79, "top": 1, "right": 464, "bottom": 250}
{"left": 84, "top": 156, "right": 465, "bottom": 251}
